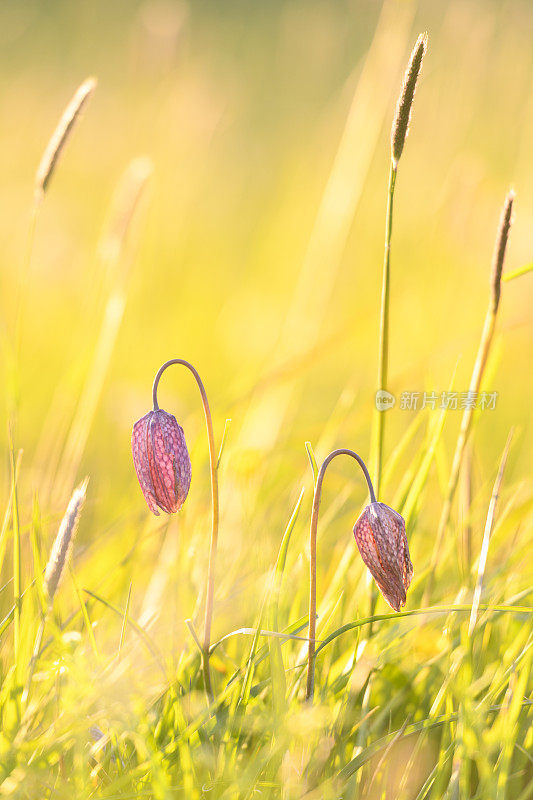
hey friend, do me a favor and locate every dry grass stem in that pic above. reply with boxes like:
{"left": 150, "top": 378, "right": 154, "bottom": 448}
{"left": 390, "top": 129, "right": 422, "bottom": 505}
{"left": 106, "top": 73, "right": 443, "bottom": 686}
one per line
{"left": 425, "top": 190, "right": 514, "bottom": 601}
{"left": 34, "top": 77, "right": 97, "bottom": 201}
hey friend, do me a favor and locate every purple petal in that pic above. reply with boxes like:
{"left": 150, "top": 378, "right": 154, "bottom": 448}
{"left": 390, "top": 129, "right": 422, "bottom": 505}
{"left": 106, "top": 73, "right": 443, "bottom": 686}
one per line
{"left": 353, "top": 503, "right": 413, "bottom": 612}
{"left": 131, "top": 408, "right": 192, "bottom": 515}
{"left": 131, "top": 413, "right": 160, "bottom": 515}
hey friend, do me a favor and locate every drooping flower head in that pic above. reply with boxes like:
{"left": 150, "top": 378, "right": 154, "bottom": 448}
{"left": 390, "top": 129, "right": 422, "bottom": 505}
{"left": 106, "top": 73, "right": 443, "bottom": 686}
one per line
{"left": 353, "top": 502, "right": 413, "bottom": 611}
{"left": 132, "top": 409, "right": 191, "bottom": 515}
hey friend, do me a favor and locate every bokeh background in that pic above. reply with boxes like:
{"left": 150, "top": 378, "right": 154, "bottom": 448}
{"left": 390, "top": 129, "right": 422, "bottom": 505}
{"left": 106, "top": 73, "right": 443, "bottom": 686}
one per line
{"left": 0, "top": 0, "right": 532, "bottom": 708}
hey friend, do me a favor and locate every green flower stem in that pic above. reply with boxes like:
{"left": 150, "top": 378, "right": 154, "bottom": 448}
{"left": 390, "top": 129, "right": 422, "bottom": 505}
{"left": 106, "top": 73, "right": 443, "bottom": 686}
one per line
{"left": 152, "top": 359, "right": 219, "bottom": 702}
{"left": 306, "top": 449, "right": 375, "bottom": 702}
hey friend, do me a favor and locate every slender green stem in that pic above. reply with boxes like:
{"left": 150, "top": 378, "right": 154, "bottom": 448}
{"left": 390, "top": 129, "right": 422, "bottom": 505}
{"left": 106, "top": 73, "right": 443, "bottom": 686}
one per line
{"left": 152, "top": 359, "right": 219, "bottom": 702}
{"left": 21, "top": 615, "right": 47, "bottom": 706}
{"left": 423, "top": 311, "right": 496, "bottom": 605}
{"left": 368, "top": 161, "right": 397, "bottom": 624}
{"left": 423, "top": 191, "right": 512, "bottom": 605}
{"left": 502, "top": 261, "right": 533, "bottom": 282}
{"left": 467, "top": 430, "right": 513, "bottom": 638}
{"left": 9, "top": 440, "right": 21, "bottom": 665}
{"left": 306, "top": 448, "right": 376, "bottom": 702}
{"left": 11, "top": 200, "right": 40, "bottom": 679}
{"left": 372, "top": 161, "right": 397, "bottom": 499}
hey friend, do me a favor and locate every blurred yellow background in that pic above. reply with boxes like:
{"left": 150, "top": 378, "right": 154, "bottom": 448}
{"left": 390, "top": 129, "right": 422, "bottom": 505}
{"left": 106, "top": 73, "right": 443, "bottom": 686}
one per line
{"left": 0, "top": 0, "right": 531, "bottom": 642}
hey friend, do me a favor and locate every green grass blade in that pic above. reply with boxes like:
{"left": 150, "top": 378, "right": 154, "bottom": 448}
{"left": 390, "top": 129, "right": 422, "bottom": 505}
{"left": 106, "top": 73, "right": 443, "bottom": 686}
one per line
{"left": 305, "top": 443, "right": 318, "bottom": 487}
{"left": 9, "top": 436, "right": 22, "bottom": 665}
{"left": 118, "top": 581, "right": 132, "bottom": 659}
{"left": 70, "top": 566, "right": 100, "bottom": 660}
{"left": 216, "top": 418, "right": 232, "bottom": 469}
{"left": 502, "top": 261, "right": 533, "bottom": 282}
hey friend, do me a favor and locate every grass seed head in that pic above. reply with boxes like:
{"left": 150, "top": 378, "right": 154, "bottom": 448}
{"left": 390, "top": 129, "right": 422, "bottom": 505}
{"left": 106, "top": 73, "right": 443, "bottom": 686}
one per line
{"left": 491, "top": 190, "right": 515, "bottom": 313}
{"left": 43, "top": 478, "right": 88, "bottom": 604}
{"left": 35, "top": 77, "right": 97, "bottom": 201}
{"left": 391, "top": 33, "right": 427, "bottom": 166}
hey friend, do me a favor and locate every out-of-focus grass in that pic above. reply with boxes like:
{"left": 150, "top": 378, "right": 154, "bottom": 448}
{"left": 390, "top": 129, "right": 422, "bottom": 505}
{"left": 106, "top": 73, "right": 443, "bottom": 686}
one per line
{"left": 0, "top": 0, "right": 532, "bottom": 797}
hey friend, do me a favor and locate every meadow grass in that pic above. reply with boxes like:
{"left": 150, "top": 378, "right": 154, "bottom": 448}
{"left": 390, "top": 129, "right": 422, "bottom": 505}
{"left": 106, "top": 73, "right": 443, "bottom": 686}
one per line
{"left": 0, "top": 3, "right": 532, "bottom": 798}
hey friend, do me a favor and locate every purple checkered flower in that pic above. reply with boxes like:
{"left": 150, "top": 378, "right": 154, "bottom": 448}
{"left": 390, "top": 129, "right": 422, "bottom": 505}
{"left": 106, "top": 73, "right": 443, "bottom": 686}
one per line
{"left": 132, "top": 409, "right": 191, "bottom": 515}
{"left": 353, "top": 502, "right": 413, "bottom": 611}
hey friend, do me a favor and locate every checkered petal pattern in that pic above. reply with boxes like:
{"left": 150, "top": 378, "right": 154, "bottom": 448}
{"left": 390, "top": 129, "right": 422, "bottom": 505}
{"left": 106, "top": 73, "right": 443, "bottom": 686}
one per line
{"left": 353, "top": 502, "right": 413, "bottom": 611}
{"left": 131, "top": 409, "right": 191, "bottom": 515}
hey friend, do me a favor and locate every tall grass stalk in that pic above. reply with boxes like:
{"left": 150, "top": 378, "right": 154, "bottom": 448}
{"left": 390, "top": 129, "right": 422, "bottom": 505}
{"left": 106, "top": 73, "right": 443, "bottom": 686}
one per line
{"left": 9, "top": 436, "right": 22, "bottom": 664}
{"left": 424, "top": 190, "right": 514, "bottom": 602}
{"left": 368, "top": 34, "right": 426, "bottom": 638}
{"left": 22, "top": 479, "right": 88, "bottom": 705}
{"left": 372, "top": 161, "right": 396, "bottom": 499}
{"left": 370, "top": 32, "right": 427, "bottom": 501}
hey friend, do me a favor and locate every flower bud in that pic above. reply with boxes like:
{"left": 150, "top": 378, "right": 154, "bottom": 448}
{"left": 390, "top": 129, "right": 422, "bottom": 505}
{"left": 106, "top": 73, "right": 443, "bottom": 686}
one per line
{"left": 353, "top": 502, "right": 413, "bottom": 611}
{"left": 131, "top": 409, "right": 191, "bottom": 515}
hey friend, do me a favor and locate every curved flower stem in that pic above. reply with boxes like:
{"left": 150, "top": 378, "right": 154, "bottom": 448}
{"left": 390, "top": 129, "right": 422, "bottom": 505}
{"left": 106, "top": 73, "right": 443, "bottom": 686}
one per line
{"left": 306, "top": 449, "right": 376, "bottom": 702}
{"left": 152, "top": 358, "right": 219, "bottom": 701}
